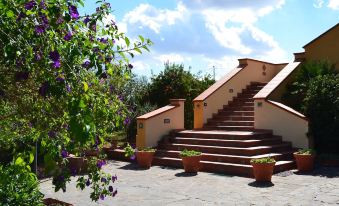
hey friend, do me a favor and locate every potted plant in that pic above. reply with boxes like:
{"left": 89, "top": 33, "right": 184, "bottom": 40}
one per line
{"left": 180, "top": 149, "right": 202, "bottom": 173}
{"left": 250, "top": 157, "right": 276, "bottom": 182}
{"left": 124, "top": 143, "right": 156, "bottom": 169}
{"left": 66, "top": 154, "right": 88, "bottom": 174}
{"left": 294, "top": 149, "right": 315, "bottom": 172}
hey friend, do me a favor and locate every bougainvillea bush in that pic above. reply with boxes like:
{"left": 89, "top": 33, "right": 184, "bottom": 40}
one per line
{"left": 0, "top": 0, "right": 151, "bottom": 203}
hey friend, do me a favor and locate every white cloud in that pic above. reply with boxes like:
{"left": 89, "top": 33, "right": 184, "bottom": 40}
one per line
{"left": 131, "top": 60, "right": 151, "bottom": 72}
{"left": 121, "top": 0, "right": 289, "bottom": 78}
{"left": 156, "top": 53, "right": 192, "bottom": 63}
{"left": 123, "top": 2, "right": 187, "bottom": 33}
{"left": 328, "top": 0, "right": 339, "bottom": 9}
{"left": 313, "top": 0, "right": 325, "bottom": 8}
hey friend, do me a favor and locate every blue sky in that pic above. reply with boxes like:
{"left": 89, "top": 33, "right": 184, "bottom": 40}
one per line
{"left": 81, "top": 0, "right": 339, "bottom": 79}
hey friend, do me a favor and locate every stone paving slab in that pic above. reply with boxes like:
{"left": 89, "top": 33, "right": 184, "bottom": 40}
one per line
{"left": 40, "top": 161, "right": 339, "bottom": 206}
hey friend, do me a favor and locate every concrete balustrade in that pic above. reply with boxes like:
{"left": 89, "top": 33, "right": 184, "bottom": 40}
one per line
{"left": 254, "top": 62, "right": 309, "bottom": 149}
{"left": 193, "top": 58, "right": 286, "bottom": 129}
{"left": 136, "top": 99, "right": 185, "bottom": 148}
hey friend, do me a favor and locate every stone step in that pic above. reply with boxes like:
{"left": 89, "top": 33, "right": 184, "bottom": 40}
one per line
{"left": 177, "top": 130, "right": 274, "bottom": 140}
{"left": 158, "top": 142, "right": 292, "bottom": 156}
{"left": 209, "top": 115, "right": 254, "bottom": 121}
{"left": 222, "top": 106, "right": 254, "bottom": 112}
{"left": 155, "top": 150, "right": 294, "bottom": 165}
{"left": 203, "top": 125, "right": 255, "bottom": 131}
{"left": 226, "top": 102, "right": 254, "bottom": 107}
{"left": 216, "top": 111, "right": 254, "bottom": 116}
{"left": 206, "top": 120, "right": 254, "bottom": 127}
{"left": 171, "top": 136, "right": 282, "bottom": 147}
{"left": 153, "top": 157, "right": 295, "bottom": 177}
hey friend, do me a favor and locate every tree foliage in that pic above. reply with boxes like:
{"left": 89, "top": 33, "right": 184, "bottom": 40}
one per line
{"left": 303, "top": 74, "right": 339, "bottom": 153}
{"left": 283, "top": 60, "right": 337, "bottom": 111}
{"left": 0, "top": 0, "right": 151, "bottom": 202}
{"left": 147, "top": 63, "right": 215, "bottom": 129}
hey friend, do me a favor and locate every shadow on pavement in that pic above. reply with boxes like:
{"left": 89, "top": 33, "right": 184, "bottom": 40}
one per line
{"left": 293, "top": 166, "right": 339, "bottom": 178}
{"left": 248, "top": 181, "right": 274, "bottom": 188}
{"left": 118, "top": 163, "right": 149, "bottom": 171}
{"left": 175, "top": 172, "right": 198, "bottom": 177}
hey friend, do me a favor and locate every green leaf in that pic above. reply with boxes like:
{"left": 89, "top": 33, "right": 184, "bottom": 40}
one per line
{"left": 15, "top": 157, "right": 24, "bottom": 166}
{"left": 6, "top": 10, "right": 14, "bottom": 18}
{"left": 125, "top": 37, "right": 130, "bottom": 47}
{"left": 83, "top": 82, "right": 89, "bottom": 92}
{"left": 138, "top": 35, "right": 145, "bottom": 43}
{"left": 29, "top": 152, "right": 34, "bottom": 164}
{"left": 134, "top": 47, "right": 142, "bottom": 54}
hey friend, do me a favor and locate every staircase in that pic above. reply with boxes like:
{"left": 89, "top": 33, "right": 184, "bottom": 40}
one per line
{"left": 153, "top": 82, "right": 296, "bottom": 177}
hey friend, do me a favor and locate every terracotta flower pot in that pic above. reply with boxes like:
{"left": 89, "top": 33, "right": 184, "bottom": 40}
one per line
{"left": 136, "top": 151, "right": 155, "bottom": 169}
{"left": 251, "top": 162, "right": 275, "bottom": 182}
{"left": 294, "top": 153, "right": 315, "bottom": 172}
{"left": 85, "top": 149, "right": 99, "bottom": 157}
{"left": 66, "top": 156, "right": 88, "bottom": 174}
{"left": 182, "top": 155, "right": 201, "bottom": 173}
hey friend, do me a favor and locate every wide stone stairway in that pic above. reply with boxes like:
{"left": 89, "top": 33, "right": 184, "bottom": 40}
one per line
{"left": 153, "top": 82, "right": 296, "bottom": 177}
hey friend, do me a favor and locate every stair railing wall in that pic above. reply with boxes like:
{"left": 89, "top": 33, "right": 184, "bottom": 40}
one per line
{"left": 254, "top": 62, "right": 310, "bottom": 149}
{"left": 136, "top": 99, "right": 185, "bottom": 148}
{"left": 193, "top": 58, "right": 286, "bottom": 129}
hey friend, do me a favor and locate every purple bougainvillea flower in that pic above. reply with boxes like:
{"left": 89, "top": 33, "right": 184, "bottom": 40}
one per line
{"left": 85, "top": 179, "right": 91, "bottom": 186}
{"left": 96, "top": 160, "right": 103, "bottom": 169}
{"left": 101, "top": 177, "right": 107, "bottom": 183}
{"left": 49, "top": 51, "right": 61, "bottom": 68}
{"left": 69, "top": 5, "right": 79, "bottom": 19}
{"left": 66, "top": 84, "right": 72, "bottom": 93}
{"left": 83, "top": 16, "right": 90, "bottom": 24}
{"left": 111, "top": 175, "right": 117, "bottom": 183}
{"left": 113, "top": 190, "right": 118, "bottom": 197}
{"left": 39, "top": 13, "right": 49, "bottom": 26}
{"left": 82, "top": 60, "right": 90, "bottom": 68}
{"left": 35, "top": 25, "right": 45, "bottom": 34}
{"left": 71, "top": 169, "right": 77, "bottom": 176}
{"left": 128, "top": 64, "right": 133, "bottom": 69}
{"left": 63, "top": 32, "right": 72, "bottom": 41}
{"left": 56, "top": 17, "right": 64, "bottom": 24}
{"left": 56, "top": 76, "right": 65, "bottom": 83}
{"left": 99, "top": 38, "right": 108, "bottom": 44}
{"left": 109, "top": 186, "right": 113, "bottom": 192}
{"left": 25, "top": 1, "right": 36, "bottom": 10}
{"left": 40, "top": 0, "right": 46, "bottom": 9}
{"left": 61, "top": 149, "right": 68, "bottom": 158}
{"left": 49, "top": 51, "right": 60, "bottom": 62}
{"left": 130, "top": 154, "right": 136, "bottom": 160}
{"left": 52, "top": 60, "right": 61, "bottom": 68}
{"left": 39, "top": 81, "right": 49, "bottom": 97}
{"left": 100, "top": 194, "right": 105, "bottom": 200}
{"left": 123, "top": 117, "right": 130, "bottom": 125}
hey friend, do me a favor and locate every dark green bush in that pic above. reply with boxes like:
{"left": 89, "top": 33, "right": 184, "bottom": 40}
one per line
{"left": 283, "top": 61, "right": 337, "bottom": 111}
{"left": 303, "top": 74, "right": 339, "bottom": 153}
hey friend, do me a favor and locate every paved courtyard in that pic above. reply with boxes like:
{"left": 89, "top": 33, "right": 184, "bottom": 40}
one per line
{"left": 40, "top": 161, "right": 339, "bottom": 206}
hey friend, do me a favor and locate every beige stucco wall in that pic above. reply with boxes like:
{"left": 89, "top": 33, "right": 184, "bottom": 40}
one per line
{"left": 304, "top": 25, "right": 339, "bottom": 70}
{"left": 202, "top": 59, "right": 285, "bottom": 124}
{"left": 137, "top": 101, "right": 184, "bottom": 148}
{"left": 254, "top": 100, "right": 309, "bottom": 149}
